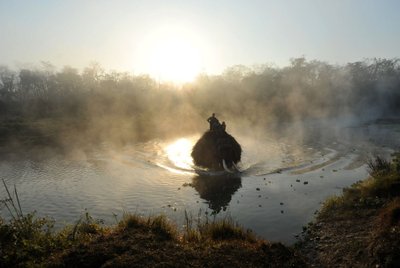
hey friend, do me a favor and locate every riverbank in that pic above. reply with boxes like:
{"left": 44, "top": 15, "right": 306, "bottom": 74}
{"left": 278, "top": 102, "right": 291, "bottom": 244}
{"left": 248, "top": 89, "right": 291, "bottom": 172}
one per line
{"left": 0, "top": 117, "right": 83, "bottom": 153}
{"left": 50, "top": 215, "right": 305, "bottom": 267}
{"left": 0, "top": 115, "right": 198, "bottom": 154}
{"left": 298, "top": 154, "right": 400, "bottom": 267}
{"left": 0, "top": 206, "right": 305, "bottom": 267}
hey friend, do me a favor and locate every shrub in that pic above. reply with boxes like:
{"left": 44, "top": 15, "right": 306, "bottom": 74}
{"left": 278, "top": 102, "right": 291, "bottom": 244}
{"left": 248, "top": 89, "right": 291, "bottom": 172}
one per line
{"left": 0, "top": 212, "right": 66, "bottom": 266}
{"left": 0, "top": 181, "right": 106, "bottom": 266}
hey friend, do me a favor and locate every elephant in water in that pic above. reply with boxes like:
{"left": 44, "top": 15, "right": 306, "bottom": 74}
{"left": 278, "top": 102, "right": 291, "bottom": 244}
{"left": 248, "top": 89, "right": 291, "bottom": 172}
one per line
{"left": 191, "top": 128, "right": 241, "bottom": 171}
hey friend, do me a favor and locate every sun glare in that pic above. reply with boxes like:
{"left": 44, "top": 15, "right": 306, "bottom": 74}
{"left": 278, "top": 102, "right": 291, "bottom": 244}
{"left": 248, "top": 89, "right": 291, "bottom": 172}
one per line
{"left": 165, "top": 138, "right": 194, "bottom": 170}
{"left": 150, "top": 38, "right": 201, "bottom": 83}
{"left": 136, "top": 25, "right": 206, "bottom": 84}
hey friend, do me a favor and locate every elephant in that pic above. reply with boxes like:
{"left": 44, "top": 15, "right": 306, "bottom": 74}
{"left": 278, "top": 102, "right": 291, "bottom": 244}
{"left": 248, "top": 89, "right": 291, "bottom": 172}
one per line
{"left": 191, "top": 129, "right": 241, "bottom": 171}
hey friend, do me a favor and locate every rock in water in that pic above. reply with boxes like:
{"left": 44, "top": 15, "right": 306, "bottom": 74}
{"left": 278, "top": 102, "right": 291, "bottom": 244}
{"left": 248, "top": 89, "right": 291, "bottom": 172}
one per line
{"left": 191, "top": 130, "right": 241, "bottom": 170}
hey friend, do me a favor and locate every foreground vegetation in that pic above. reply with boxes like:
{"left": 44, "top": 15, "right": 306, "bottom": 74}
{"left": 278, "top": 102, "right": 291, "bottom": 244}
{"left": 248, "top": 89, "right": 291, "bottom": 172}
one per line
{"left": 1, "top": 153, "right": 399, "bottom": 267}
{"left": 298, "top": 154, "right": 400, "bottom": 267}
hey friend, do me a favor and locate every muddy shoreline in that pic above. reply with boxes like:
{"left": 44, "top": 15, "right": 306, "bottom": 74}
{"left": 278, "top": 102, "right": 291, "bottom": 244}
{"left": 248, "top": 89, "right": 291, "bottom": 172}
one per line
{"left": 297, "top": 156, "right": 400, "bottom": 267}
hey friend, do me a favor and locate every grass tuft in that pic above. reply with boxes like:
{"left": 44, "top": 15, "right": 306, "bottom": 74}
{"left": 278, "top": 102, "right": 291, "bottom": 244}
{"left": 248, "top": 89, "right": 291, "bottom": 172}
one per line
{"left": 148, "top": 215, "right": 177, "bottom": 240}
{"left": 118, "top": 213, "right": 177, "bottom": 240}
{"left": 119, "top": 213, "right": 144, "bottom": 229}
{"left": 320, "top": 195, "right": 345, "bottom": 211}
{"left": 69, "top": 210, "right": 106, "bottom": 240}
{"left": 201, "top": 218, "right": 255, "bottom": 241}
{"left": 367, "top": 155, "right": 392, "bottom": 176}
{"left": 182, "top": 210, "right": 256, "bottom": 243}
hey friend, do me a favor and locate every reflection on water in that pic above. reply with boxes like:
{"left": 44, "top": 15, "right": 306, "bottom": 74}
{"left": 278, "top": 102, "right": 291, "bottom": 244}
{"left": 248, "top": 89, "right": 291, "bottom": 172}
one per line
{"left": 190, "top": 174, "right": 242, "bottom": 214}
{"left": 164, "top": 137, "right": 243, "bottom": 214}
{"left": 165, "top": 138, "right": 194, "bottom": 170}
{"left": 1, "top": 121, "right": 399, "bottom": 244}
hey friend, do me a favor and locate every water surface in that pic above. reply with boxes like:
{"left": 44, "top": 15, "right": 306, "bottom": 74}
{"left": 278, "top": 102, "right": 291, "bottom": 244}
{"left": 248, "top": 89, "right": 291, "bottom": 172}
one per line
{"left": 1, "top": 120, "right": 399, "bottom": 244}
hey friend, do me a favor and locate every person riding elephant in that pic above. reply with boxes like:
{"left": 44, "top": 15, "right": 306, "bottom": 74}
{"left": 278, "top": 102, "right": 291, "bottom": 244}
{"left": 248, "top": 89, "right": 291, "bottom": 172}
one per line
{"left": 207, "top": 113, "right": 221, "bottom": 131}
{"left": 221, "top": 121, "right": 226, "bottom": 132}
{"left": 193, "top": 114, "right": 242, "bottom": 170}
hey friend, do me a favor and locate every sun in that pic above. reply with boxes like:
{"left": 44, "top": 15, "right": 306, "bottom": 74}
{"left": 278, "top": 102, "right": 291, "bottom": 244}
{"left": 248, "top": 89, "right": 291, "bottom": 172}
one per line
{"left": 135, "top": 25, "right": 205, "bottom": 84}
{"left": 150, "top": 38, "right": 201, "bottom": 83}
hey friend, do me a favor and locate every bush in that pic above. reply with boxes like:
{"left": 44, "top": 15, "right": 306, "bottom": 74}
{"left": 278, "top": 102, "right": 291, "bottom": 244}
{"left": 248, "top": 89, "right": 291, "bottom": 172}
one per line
{"left": 0, "top": 213, "right": 65, "bottom": 266}
{"left": 0, "top": 181, "right": 106, "bottom": 267}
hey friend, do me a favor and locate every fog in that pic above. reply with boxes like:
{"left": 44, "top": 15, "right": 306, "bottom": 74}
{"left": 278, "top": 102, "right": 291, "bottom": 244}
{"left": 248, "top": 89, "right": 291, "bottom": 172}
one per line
{"left": 1, "top": 57, "right": 399, "bottom": 151}
{"left": 1, "top": 57, "right": 400, "bottom": 245}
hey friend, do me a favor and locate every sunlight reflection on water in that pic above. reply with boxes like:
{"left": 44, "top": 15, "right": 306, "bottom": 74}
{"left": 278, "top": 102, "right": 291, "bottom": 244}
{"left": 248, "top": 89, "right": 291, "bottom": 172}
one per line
{"left": 165, "top": 138, "right": 194, "bottom": 170}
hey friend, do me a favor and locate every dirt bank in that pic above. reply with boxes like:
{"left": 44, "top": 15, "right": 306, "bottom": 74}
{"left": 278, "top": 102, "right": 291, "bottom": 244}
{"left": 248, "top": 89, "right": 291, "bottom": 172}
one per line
{"left": 297, "top": 155, "right": 400, "bottom": 267}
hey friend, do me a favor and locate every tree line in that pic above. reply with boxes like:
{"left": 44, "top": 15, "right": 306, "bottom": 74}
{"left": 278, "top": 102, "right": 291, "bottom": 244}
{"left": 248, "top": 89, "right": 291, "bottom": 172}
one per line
{"left": 1, "top": 58, "right": 399, "bottom": 141}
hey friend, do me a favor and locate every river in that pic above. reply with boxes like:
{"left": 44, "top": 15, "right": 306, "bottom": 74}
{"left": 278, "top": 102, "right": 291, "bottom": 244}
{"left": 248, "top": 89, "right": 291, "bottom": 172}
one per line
{"left": 1, "top": 119, "right": 399, "bottom": 244}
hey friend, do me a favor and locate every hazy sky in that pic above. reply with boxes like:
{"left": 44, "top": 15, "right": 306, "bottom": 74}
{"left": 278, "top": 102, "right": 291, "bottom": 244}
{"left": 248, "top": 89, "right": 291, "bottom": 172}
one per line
{"left": 1, "top": 0, "right": 399, "bottom": 79}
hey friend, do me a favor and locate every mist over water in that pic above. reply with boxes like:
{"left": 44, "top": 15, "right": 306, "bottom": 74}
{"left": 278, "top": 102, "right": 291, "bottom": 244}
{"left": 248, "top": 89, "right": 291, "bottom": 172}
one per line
{"left": 1, "top": 58, "right": 400, "bottom": 144}
{"left": 1, "top": 118, "right": 399, "bottom": 244}
{"left": 1, "top": 58, "right": 400, "bottom": 244}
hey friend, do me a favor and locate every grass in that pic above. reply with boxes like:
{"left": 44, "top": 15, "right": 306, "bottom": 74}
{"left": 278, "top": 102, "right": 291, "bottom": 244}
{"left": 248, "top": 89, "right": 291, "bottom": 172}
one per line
{"left": 367, "top": 155, "right": 392, "bottom": 176}
{"left": 118, "top": 213, "right": 178, "bottom": 240}
{"left": 118, "top": 210, "right": 256, "bottom": 243}
{"left": 320, "top": 154, "right": 400, "bottom": 217}
{"left": 0, "top": 180, "right": 62, "bottom": 266}
{"left": 1, "top": 184, "right": 269, "bottom": 267}
{"left": 201, "top": 217, "right": 255, "bottom": 241}
{"left": 368, "top": 197, "right": 400, "bottom": 266}
{"left": 182, "top": 210, "right": 256, "bottom": 243}
{"left": 0, "top": 180, "right": 109, "bottom": 267}
{"left": 299, "top": 154, "right": 400, "bottom": 267}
